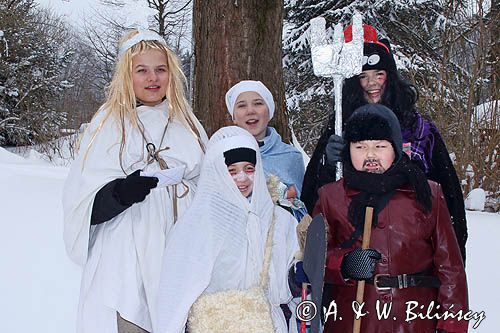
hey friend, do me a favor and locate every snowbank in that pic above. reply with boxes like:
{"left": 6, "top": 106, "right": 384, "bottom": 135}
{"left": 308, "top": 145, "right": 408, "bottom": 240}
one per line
{"left": 465, "top": 188, "right": 486, "bottom": 211}
{"left": 0, "top": 152, "right": 78, "bottom": 333}
{"left": 0, "top": 148, "right": 498, "bottom": 332}
{"left": 0, "top": 147, "right": 26, "bottom": 163}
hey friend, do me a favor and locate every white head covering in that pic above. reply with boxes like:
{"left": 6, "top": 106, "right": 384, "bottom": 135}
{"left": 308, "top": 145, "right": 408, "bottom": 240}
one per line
{"left": 225, "top": 80, "right": 275, "bottom": 120}
{"left": 197, "top": 126, "right": 274, "bottom": 281}
{"left": 156, "top": 127, "right": 276, "bottom": 330}
{"left": 156, "top": 126, "right": 298, "bottom": 333}
{"left": 118, "top": 29, "right": 168, "bottom": 58}
{"left": 163, "top": 125, "right": 274, "bottom": 286}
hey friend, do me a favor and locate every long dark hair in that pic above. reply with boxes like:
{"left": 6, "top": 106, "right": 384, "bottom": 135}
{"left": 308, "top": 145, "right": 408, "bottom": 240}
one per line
{"left": 339, "top": 70, "right": 418, "bottom": 130}
{"left": 301, "top": 69, "right": 422, "bottom": 213}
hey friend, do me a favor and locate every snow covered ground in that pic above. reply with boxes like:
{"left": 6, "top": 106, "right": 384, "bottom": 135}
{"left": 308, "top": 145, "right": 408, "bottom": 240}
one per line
{"left": 0, "top": 147, "right": 498, "bottom": 332}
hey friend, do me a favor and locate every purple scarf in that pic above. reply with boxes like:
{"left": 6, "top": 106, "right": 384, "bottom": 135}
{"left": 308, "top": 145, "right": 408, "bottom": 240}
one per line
{"left": 401, "top": 112, "right": 436, "bottom": 174}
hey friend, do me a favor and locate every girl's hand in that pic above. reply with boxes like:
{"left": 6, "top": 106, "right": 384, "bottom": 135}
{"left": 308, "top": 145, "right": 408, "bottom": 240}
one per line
{"left": 114, "top": 170, "right": 159, "bottom": 206}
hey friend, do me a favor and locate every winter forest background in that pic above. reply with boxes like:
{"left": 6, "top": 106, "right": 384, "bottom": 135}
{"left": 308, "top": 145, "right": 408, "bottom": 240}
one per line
{"left": 1, "top": 0, "right": 498, "bottom": 209}
{"left": 0, "top": 0, "right": 499, "bottom": 332}
{"left": 0, "top": 0, "right": 498, "bottom": 206}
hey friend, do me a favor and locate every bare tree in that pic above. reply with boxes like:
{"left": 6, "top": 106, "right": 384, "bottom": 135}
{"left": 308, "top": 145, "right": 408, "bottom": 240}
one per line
{"left": 192, "top": 0, "right": 290, "bottom": 140}
{"left": 73, "top": 0, "right": 193, "bottom": 121}
{"left": 98, "top": 0, "right": 193, "bottom": 53}
{"left": 406, "top": 0, "right": 499, "bottom": 209}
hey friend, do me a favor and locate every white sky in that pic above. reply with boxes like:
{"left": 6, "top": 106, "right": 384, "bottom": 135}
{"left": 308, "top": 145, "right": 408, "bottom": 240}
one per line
{"left": 34, "top": 0, "right": 103, "bottom": 28}
{"left": 34, "top": 0, "right": 194, "bottom": 52}
{"left": 36, "top": 0, "right": 492, "bottom": 28}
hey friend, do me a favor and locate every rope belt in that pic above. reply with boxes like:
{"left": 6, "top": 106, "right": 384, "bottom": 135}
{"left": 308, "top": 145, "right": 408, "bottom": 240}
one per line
{"left": 146, "top": 141, "right": 189, "bottom": 223}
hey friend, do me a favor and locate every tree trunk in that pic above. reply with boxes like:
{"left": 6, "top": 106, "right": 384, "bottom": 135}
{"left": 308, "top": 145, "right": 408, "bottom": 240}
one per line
{"left": 489, "top": 0, "right": 499, "bottom": 100}
{"left": 192, "top": 0, "right": 290, "bottom": 141}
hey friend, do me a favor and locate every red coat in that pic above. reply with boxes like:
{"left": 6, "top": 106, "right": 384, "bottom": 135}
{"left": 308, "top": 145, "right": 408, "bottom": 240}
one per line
{"left": 314, "top": 180, "right": 468, "bottom": 333}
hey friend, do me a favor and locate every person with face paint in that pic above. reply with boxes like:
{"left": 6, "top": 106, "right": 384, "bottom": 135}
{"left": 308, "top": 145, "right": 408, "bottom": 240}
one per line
{"left": 227, "top": 154, "right": 256, "bottom": 198}
{"left": 226, "top": 81, "right": 309, "bottom": 330}
{"left": 156, "top": 126, "right": 299, "bottom": 333}
{"left": 314, "top": 104, "right": 468, "bottom": 333}
{"left": 302, "top": 24, "right": 468, "bottom": 265}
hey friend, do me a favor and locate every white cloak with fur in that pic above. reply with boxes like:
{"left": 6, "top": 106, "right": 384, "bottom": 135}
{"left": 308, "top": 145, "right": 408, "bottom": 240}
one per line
{"left": 155, "top": 126, "right": 298, "bottom": 333}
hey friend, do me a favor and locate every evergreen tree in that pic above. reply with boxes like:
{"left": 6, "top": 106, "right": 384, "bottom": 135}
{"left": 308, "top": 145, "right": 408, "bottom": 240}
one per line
{"left": 192, "top": 0, "right": 290, "bottom": 139}
{"left": 284, "top": 0, "right": 498, "bottom": 197}
{"left": 283, "top": 0, "right": 452, "bottom": 153}
{"left": 0, "top": 0, "right": 74, "bottom": 146}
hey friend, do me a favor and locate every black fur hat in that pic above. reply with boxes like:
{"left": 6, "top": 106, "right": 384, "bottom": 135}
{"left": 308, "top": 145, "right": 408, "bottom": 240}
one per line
{"left": 343, "top": 104, "right": 403, "bottom": 163}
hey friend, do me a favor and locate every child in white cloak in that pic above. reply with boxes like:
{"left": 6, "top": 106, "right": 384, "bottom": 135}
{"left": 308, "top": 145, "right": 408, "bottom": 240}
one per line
{"left": 155, "top": 126, "right": 299, "bottom": 333}
{"left": 62, "top": 29, "right": 207, "bottom": 333}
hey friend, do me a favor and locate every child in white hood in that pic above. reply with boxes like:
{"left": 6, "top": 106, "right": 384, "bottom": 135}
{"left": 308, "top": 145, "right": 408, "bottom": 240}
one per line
{"left": 156, "top": 126, "right": 299, "bottom": 333}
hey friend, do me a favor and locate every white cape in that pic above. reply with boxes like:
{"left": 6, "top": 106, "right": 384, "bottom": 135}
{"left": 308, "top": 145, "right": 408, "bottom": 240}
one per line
{"left": 63, "top": 101, "right": 206, "bottom": 333}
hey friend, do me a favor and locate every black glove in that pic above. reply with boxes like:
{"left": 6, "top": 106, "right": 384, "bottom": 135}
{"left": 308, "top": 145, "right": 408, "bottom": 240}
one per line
{"left": 325, "top": 134, "right": 345, "bottom": 164}
{"left": 341, "top": 248, "right": 381, "bottom": 281}
{"left": 113, "top": 170, "right": 158, "bottom": 206}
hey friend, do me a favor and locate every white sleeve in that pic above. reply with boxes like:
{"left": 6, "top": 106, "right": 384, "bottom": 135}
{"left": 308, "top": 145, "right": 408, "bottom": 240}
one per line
{"left": 62, "top": 112, "right": 125, "bottom": 266}
{"left": 155, "top": 216, "right": 219, "bottom": 333}
{"left": 270, "top": 207, "right": 300, "bottom": 305}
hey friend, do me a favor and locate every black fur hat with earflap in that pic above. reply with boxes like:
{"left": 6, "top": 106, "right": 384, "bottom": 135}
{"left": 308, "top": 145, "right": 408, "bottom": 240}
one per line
{"left": 342, "top": 104, "right": 433, "bottom": 215}
{"left": 342, "top": 104, "right": 403, "bottom": 164}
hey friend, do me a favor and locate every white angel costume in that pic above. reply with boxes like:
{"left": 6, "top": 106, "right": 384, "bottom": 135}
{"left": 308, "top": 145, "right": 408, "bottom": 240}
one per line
{"left": 155, "top": 126, "right": 299, "bottom": 333}
{"left": 62, "top": 100, "right": 206, "bottom": 333}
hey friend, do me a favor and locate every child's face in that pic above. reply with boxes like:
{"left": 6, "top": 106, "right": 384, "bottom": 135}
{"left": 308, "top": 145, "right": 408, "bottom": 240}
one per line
{"left": 132, "top": 49, "right": 169, "bottom": 107}
{"left": 359, "top": 69, "right": 387, "bottom": 104}
{"left": 227, "top": 161, "right": 255, "bottom": 198}
{"left": 232, "top": 91, "right": 270, "bottom": 141}
{"left": 350, "top": 140, "right": 395, "bottom": 174}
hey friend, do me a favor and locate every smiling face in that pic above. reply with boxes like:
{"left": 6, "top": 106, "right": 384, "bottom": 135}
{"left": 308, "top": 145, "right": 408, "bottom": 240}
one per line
{"left": 227, "top": 161, "right": 255, "bottom": 197}
{"left": 350, "top": 140, "right": 395, "bottom": 174}
{"left": 232, "top": 91, "right": 270, "bottom": 141}
{"left": 358, "top": 69, "right": 387, "bottom": 104}
{"left": 132, "top": 49, "right": 169, "bottom": 106}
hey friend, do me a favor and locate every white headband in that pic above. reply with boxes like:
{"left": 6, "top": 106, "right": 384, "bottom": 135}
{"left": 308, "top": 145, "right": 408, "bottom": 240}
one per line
{"left": 225, "top": 80, "right": 275, "bottom": 120}
{"left": 118, "top": 29, "right": 168, "bottom": 59}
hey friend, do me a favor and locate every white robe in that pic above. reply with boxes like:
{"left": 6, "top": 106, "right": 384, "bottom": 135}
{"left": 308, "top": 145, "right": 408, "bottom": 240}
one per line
{"left": 63, "top": 101, "right": 206, "bottom": 333}
{"left": 155, "top": 126, "right": 299, "bottom": 333}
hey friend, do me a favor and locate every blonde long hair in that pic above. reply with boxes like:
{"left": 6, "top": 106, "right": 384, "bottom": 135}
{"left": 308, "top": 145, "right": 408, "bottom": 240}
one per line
{"left": 83, "top": 29, "right": 205, "bottom": 171}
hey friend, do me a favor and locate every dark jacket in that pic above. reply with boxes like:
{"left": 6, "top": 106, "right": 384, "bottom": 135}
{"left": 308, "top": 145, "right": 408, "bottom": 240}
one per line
{"left": 301, "top": 112, "right": 468, "bottom": 262}
{"left": 313, "top": 179, "right": 468, "bottom": 333}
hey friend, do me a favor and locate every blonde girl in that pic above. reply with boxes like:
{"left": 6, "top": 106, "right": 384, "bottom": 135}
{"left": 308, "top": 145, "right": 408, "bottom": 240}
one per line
{"left": 63, "top": 29, "right": 207, "bottom": 333}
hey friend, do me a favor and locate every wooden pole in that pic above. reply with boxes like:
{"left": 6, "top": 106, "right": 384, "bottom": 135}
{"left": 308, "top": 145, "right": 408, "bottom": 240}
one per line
{"left": 352, "top": 207, "right": 374, "bottom": 333}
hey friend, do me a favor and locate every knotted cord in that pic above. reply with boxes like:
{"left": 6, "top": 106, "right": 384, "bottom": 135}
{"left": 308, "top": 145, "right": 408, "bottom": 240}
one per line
{"left": 143, "top": 120, "right": 189, "bottom": 222}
